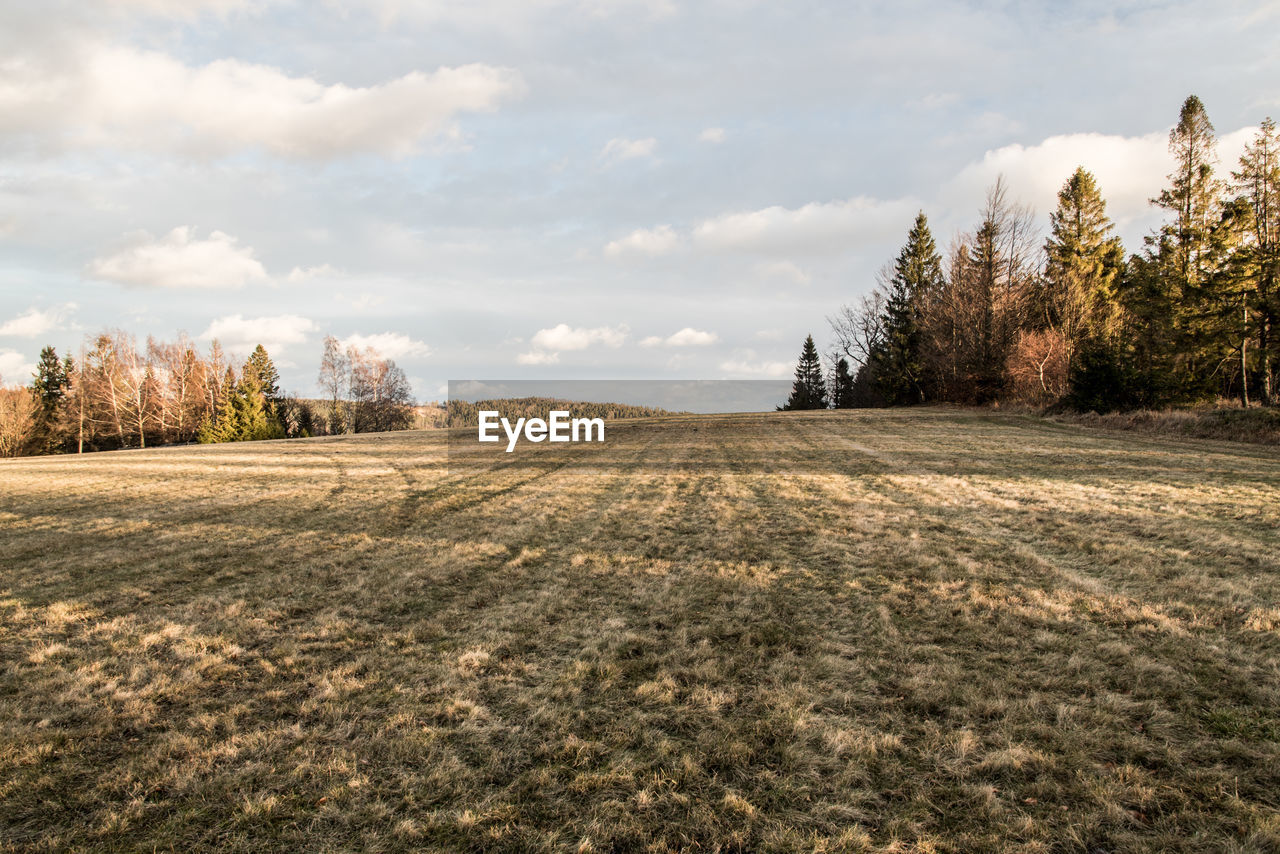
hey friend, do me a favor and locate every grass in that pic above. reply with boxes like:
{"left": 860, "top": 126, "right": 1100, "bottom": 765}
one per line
{"left": 1, "top": 408, "right": 1279, "bottom": 852}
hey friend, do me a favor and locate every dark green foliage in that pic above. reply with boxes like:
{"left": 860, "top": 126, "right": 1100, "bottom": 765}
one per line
{"left": 29, "top": 346, "right": 70, "bottom": 454}
{"left": 245, "top": 344, "right": 283, "bottom": 417}
{"left": 831, "top": 358, "right": 855, "bottom": 409}
{"left": 877, "top": 212, "right": 943, "bottom": 404}
{"left": 196, "top": 364, "right": 285, "bottom": 444}
{"left": 779, "top": 335, "right": 828, "bottom": 410}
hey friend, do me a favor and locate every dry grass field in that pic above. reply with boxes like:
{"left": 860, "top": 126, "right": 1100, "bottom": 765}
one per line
{"left": 2, "top": 409, "right": 1279, "bottom": 852}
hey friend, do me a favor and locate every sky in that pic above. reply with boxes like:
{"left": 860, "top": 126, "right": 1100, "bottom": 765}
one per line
{"left": 1, "top": 0, "right": 1278, "bottom": 399}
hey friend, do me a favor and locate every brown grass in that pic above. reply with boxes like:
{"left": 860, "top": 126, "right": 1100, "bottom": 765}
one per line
{"left": 1, "top": 409, "right": 1278, "bottom": 852}
{"left": 1048, "top": 405, "right": 1280, "bottom": 446}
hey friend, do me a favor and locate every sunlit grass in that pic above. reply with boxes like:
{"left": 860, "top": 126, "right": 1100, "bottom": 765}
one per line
{"left": 2, "top": 410, "right": 1278, "bottom": 851}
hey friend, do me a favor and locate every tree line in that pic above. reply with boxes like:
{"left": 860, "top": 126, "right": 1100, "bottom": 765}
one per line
{"left": 0, "top": 332, "right": 415, "bottom": 457}
{"left": 782, "top": 95, "right": 1278, "bottom": 412}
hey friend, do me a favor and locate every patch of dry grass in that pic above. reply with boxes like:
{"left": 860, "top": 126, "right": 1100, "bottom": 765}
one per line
{"left": 1, "top": 411, "right": 1278, "bottom": 851}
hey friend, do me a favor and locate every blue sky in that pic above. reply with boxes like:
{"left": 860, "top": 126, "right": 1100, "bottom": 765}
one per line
{"left": 1, "top": 0, "right": 1278, "bottom": 398}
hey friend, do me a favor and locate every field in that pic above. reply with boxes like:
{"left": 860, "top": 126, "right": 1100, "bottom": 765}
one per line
{"left": 2, "top": 409, "right": 1279, "bottom": 852}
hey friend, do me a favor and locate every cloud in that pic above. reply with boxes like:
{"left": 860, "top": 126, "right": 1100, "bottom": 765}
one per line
{"left": 103, "top": 0, "right": 254, "bottom": 17}
{"left": 944, "top": 127, "right": 1257, "bottom": 232}
{"left": 698, "top": 127, "right": 726, "bottom": 143}
{"left": 519, "top": 322, "right": 627, "bottom": 364}
{"left": 0, "top": 303, "right": 77, "bottom": 338}
{"left": 88, "top": 227, "right": 268, "bottom": 289}
{"left": 640, "top": 327, "right": 717, "bottom": 347}
{"left": 200, "top": 313, "right": 316, "bottom": 356}
{"left": 694, "top": 195, "right": 918, "bottom": 255}
{"left": 718, "top": 356, "right": 791, "bottom": 378}
{"left": 599, "top": 136, "right": 657, "bottom": 165}
{"left": 531, "top": 323, "right": 627, "bottom": 351}
{"left": 287, "top": 263, "right": 340, "bottom": 283}
{"left": 755, "top": 260, "right": 810, "bottom": 285}
{"left": 1, "top": 43, "right": 525, "bottom": 159}
{"left": 339, "top": 331, "right": 432, "bottom": 359}
{"left": 0, "top": 349, "right": 36, "bottom": 384}
{"left": 603, "top": 225, "right": 679, "bottom": 257}
{"left": 516, "top": 350, "right": 560, "bottom": 365}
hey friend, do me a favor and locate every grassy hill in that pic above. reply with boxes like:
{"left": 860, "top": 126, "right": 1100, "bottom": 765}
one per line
{"left": 1, "top": 409, "right": 1278, "bottom": 852}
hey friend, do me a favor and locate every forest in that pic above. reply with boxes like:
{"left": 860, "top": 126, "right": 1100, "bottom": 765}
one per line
{"left": 782, "top": 96, "right": 1279, "bottom": 416}
{"left": 0, "top": 333, "right": 413, "bottom": 457}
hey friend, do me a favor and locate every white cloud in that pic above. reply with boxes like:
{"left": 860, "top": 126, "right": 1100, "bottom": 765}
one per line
{"left": 104, "top": 0, "right": 253, "bottom": 17}
{"left": 0, "top": 349, "right": 36, "bottom": 384}
{"left": 694, "top": 195, "right": 918, "bottom": 255}
{"left": 756, "top": 260, "right": 810, "bottom": 285}
{"left": 698, "top": 127, "right": 726, "bottom": 143}
{"left": 531, "top": 323, "right": 627, "bottom": 351}
{"left": 88, "top": 227, "right": 268, "bottom": 289}
{"left": 0, "top": 303, "right": 77, "bottom": 338}
{"left": 1, "top": 44, "right": 525, "bottom": 159}
{"left": 640, "top": 327, "right": 717, "bottom": 347}
{"left": 200, "top": 313, "right": 316, "bottom": 356}
{"left": 599, "top": 136, "right": 657, "bottom": 164}
{"left": 718, "top": 357, "right": 791, "bottom": 378}
{"left": 519, "top": 322, "right": 627, "bottom": 364}
{"left": 339, "top": 331, "right": 432, "bottom": 360}
{"left": 944, "top": 127, "right": 1257, "bottom": 232}
{"left": 287, "top": 263, "right": 339, "bottom": 283}
{"left": 603, "top": 224, "right": 679, "bottom": 257}
{"left": 516, "top": 350, "right": 560, "bottom": 365}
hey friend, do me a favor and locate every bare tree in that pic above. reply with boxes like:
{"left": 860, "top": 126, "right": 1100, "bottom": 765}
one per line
{"left": 0, "top": 378, "right": 36, "bottom": 458}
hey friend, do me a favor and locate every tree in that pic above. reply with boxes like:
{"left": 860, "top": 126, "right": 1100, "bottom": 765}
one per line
{"left": 0, "top": 378, "right": 36, "bottom": 458}
{"left": 779, "top": 334, "right": 828, "bottom": 410}
{"left": 831, "top": 357, "right": 855, "bottom": 408}
{"left": 348, "top": 348, "right": 414, "bottom": 432}
{"left": 877, "top": 212, "right": 945, "bottom": 404}
{"left": 1233, "top": 117, "right": 1280, "bottom": 404}
{"left": 318, "top": 335, "right": 349, "bottom": 434}
{"left": 1155, "top": 95, "right": 1222, "bottom": 294}
{"left": 245, "top": 344, "right": 283, "bottom": 416}
{"left": 923, "top": 179, "right": 1039, "bottom": 403}
{"left": 1042, "top": 167, "right": 1125, "bottom": 374}
{"left": 30, "top": 346, "right": 70, "bottom": 454}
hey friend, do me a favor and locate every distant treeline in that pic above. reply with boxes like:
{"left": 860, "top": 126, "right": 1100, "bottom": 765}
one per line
{"left": 780, "top": 95, "right": 1279, "bottom": 414}
{"left": 447, "top": 397, "right": 679, "bottom": 428}
{"left": 0, "top": 332, "right": 415, "bottom": 457}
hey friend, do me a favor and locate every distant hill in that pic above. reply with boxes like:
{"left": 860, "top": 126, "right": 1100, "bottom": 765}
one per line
{"left": 446, "top": 397, "right": 681, "bottom": 428}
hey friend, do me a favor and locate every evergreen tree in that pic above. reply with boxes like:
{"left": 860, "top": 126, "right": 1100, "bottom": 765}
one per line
{"left": 1232, "top": 117, "right": 1280, "bottom": 404}
{"left": 197, "top": 368, "right": 241, "bottom": 443}
{"left": 1151, "top": 95, "right": 1226, "bottom": 399}
{"left": 245, "top": 344, "right": 282, "bottom": 416}
{"left": 875, "top": 212, "right": 945, "bottom": 404}
{"left": 831, "top": 357, "right": 855, "bottom": 408}
{"left": 30, "top": 346, "right": 69, "bottom": 454}
{"left": 780, "top": 334, "right": 828, "bottom": 410}
{"left": 1044, "top": 167, "right": 1126, "bottom": 374}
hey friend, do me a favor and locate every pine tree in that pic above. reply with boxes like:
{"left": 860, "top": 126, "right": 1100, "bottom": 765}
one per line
{"left": 831, "top": 357, "right": 855, "bottom": 408}
{"left": 30, "top": 346, "right": 69, "bottom": 454}
{"left": 245, "top": 344, "right": 282, "bottom": 417}
{"left": 780, "top": 334, "right": 828, "bottom": 410}
{"left": 1233, "top": 117, "right": 1280, "bottom": 404}
{"left": 1152, "top": 95, "right": 1225, "bottom": 399}
{"left": 876, "top": 212, "right": 945, "bottom": 404}
{"left": 1043, "top": 167, "right": 1125, "bottom": 373}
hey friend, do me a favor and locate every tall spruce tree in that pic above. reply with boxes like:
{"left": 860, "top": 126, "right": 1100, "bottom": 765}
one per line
{"left": 780, "top": 334, "right": 828, "bottom": 410}
{"left": 30, "top": 346, "right": 69, "bottom": 454}
{"left": 1043, "top": 168, "right": 1125, "bottom": 373}
{"left": 1233, "top": 117, "right": 1280, "bottom": 404}
{"left": 831, "top": 357, "right": 855, "bottom": 408}
{"left": 1151, "top": 95, "right": 1225, "bottom": 399}
{"left": 876, "top": 212, "right": 944, "bottom": 404}
{"left": 245, "top": 344, "right": 282, "bottom": 416}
